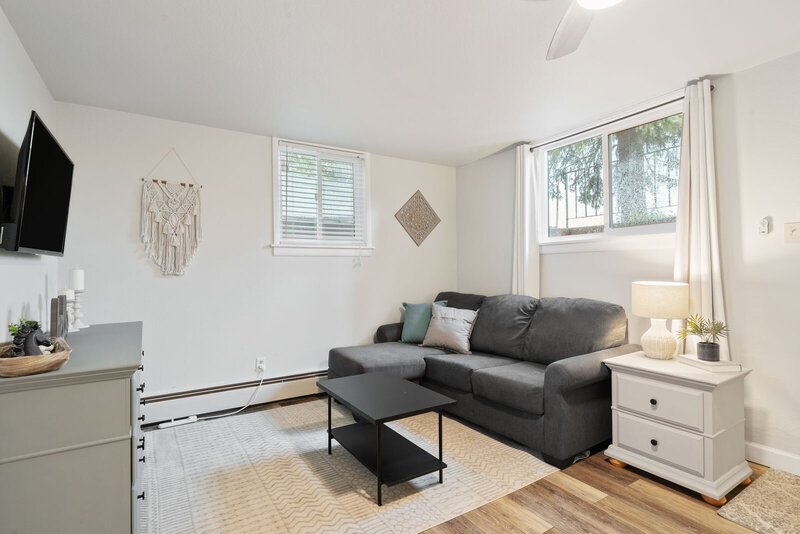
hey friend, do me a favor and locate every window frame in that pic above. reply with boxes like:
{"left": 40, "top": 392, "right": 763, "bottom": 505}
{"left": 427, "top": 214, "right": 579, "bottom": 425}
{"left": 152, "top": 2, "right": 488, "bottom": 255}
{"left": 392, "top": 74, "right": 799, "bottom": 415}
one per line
{"left": 271, "top": 137, "right": 373, "bottom": 257}
{"left": 533, "top": 98, "right": 684, "bottom": 250}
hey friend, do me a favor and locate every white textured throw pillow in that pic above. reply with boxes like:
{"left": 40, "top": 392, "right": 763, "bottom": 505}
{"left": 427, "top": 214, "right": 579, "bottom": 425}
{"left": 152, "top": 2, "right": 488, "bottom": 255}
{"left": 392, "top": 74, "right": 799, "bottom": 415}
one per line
{"left": 422, "top": 305, "right": 479, "bottom": 354}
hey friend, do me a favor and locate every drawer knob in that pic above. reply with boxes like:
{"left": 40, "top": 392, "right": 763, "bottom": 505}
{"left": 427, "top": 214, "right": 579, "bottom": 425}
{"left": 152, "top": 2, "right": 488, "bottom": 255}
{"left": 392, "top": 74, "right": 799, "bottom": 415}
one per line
{"left": 650, "top": 439, "right": 658, "bottom": 447}
{"left": 650, "top": 398, "right": 657, "bottom": 406}
{"left": 138, "top": 414, "right": 146, "bottom": 422}
{"left": 139, "top": 456, "right": 146, "bottom": 463}
{"left": 138, "top": 364, "right": 144, "bottom": 372}
{"left": 137, "top": 492, "right": 145, "bottom": 500}
{"left": 137, "top": 383, "right": 146, "bottom": 393}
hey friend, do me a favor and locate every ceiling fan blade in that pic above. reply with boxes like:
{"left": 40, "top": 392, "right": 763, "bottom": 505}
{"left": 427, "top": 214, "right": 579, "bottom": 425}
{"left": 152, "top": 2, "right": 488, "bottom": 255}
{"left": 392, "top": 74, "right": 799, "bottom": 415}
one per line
{"left": 546, "top": 0, "right": 594, "bottom": 60}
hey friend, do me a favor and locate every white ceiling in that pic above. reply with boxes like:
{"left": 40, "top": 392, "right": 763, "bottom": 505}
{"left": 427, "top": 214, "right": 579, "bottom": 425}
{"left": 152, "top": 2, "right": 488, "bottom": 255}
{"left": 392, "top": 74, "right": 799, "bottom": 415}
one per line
{"left": 3, "top": 0, "right": 800, "bottom": 166}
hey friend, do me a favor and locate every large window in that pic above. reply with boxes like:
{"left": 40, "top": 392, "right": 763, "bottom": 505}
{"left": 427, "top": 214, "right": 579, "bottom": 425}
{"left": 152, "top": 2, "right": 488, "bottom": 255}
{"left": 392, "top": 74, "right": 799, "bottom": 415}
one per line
{"left": 272, "top": 138, "right": 371, "bottom": 256}
{"left": 536, "top": 101, "right": 683, "bottom": 244}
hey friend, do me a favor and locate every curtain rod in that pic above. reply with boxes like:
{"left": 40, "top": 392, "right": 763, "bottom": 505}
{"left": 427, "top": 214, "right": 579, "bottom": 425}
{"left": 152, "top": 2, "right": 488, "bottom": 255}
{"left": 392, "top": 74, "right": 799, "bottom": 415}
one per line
{"left": 529, "top": 95, "right": 686, "bottom": 152}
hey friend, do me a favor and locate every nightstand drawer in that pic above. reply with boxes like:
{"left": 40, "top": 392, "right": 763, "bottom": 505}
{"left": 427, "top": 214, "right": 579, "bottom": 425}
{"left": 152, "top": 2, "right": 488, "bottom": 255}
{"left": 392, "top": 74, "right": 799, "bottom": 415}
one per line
{"left": 617, "top": 373, "right": 704, "bottom": 431}
{"left": 616, "top": 411, "right": 704, "bottom": 476}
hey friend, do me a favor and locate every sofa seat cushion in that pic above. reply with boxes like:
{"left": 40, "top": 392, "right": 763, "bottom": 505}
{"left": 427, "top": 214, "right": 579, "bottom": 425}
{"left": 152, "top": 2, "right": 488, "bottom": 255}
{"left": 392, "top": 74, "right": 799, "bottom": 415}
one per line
{"left": 423, "top": 352, "right": 516, "bottom": 392}
{"left": 328, "top": 342, "right": 446, "bottom": 380}
{"left": 470, "top": 295, "right": 538, "bottom": 358}
{"left": 471, "top": 361, "right": 547, "bottom": 415}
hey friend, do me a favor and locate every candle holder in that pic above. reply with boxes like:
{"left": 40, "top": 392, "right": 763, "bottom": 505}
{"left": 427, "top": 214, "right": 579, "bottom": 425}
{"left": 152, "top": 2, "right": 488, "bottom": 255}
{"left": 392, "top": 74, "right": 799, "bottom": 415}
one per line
{"left": 66, "top": 297, "right": 80, "bottom": 333}
{"left": 72, "top": 289, "right": 89, "bottom": 329}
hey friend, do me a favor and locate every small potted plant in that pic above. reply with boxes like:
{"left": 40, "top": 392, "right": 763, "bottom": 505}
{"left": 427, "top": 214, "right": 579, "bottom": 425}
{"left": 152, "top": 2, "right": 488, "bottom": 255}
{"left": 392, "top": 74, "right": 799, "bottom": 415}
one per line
{"left": 677, "top": 314, "right": 729, "bottom": 361}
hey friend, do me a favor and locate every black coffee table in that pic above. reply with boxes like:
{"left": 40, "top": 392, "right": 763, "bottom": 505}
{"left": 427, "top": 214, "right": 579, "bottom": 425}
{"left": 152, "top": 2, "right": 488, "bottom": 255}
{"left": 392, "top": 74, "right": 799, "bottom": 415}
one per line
{"left": 317, "top": 373, "right": 456, "bottom": 505}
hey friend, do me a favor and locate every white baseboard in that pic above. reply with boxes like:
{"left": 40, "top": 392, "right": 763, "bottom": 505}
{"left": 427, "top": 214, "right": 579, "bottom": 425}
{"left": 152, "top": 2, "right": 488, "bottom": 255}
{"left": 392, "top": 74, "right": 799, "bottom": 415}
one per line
{"left": 746, "top": 441, "right": 800, "bottom": 476}
{"left": 143, "top": 376, "right": 322, "bottom": 425}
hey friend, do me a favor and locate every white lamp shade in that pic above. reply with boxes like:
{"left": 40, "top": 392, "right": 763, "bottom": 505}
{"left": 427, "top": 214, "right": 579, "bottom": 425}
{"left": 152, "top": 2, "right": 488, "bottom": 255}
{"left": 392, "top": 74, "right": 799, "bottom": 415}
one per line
{"left": 632, "top": 281, "right": 688, "bottom": 319}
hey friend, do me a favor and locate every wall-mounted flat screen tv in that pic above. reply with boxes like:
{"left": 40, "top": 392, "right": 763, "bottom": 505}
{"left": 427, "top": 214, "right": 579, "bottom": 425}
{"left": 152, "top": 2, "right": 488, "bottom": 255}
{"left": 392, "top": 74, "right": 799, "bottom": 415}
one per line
{"left": 1, "top": 111, "right": 73, "bottom": 256}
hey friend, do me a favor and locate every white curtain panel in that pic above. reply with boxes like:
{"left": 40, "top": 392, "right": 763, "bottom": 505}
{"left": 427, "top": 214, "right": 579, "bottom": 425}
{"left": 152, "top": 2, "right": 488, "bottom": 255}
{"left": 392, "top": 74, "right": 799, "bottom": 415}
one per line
{"left": 512, "top": 144, "right": 540, "bottom": 297}
{"left": 673, "top": 79, "right": 729, "bottom": 360}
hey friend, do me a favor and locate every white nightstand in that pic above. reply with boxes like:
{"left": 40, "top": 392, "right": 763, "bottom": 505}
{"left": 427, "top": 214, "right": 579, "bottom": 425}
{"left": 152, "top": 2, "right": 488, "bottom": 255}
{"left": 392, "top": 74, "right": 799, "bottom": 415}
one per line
{"left": 604, "top": 351, "right": 752, "bottom": 506}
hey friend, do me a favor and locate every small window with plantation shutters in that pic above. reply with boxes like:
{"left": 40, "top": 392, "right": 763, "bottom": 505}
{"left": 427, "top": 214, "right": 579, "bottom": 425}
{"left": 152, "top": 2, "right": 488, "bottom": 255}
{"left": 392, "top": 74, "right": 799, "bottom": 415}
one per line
{"left": 271, "top": 138, "right": 372, "bottom": 256}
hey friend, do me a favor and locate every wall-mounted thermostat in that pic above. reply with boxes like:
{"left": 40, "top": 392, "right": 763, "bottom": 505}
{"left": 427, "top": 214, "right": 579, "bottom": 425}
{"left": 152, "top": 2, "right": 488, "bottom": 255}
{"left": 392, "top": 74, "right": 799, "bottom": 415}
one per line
{"left": 759, "top": 217, "right": 772, "bottom": 236}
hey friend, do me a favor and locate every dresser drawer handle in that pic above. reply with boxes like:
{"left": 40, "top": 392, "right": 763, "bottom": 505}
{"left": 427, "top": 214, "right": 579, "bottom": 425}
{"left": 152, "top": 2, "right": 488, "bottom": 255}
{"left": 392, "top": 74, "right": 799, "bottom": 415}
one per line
{"left": 138, "top": 364, "right": 144, "bottom": 372}
{"left": 650, "top": 439, "right": 658, "bottom": 447}
{"left": 136, "top": 383, "right": 146, "bottom": 393}
{"left": 137, "top": 492, "right": 145, "bottom": 500}
{"left": 138, "top": 414, "right": 146, "bottom": 422}
{"left": 650, "top": 398, "right": 657, "bottom": 406}
{"left": 139, "top": 456, "right": 146, "bottom": 463}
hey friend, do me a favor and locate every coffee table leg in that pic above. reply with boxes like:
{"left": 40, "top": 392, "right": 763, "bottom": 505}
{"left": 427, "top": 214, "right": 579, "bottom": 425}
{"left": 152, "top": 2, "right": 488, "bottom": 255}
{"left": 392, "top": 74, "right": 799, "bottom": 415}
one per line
{"left": 327, "top": 395, "right": 332, "bottom": 455}
{"left": 438, "top": 411, "right": 443, "bottom": 484}
{"left": 376, "top": 423, "right": 383, "bottom": 506}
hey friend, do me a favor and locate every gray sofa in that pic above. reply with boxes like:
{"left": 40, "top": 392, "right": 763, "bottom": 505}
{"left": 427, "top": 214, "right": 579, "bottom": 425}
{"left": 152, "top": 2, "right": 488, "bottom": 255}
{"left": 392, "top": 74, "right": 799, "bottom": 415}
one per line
{"left": 328, "top": 291, "right": 640, "bottom": 468}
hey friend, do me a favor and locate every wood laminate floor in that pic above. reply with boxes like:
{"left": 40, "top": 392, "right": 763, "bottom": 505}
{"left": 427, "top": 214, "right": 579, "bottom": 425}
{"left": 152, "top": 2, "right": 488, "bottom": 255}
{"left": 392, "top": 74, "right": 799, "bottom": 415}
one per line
{"left": 147, "top": 394, "right": 764, "bottom": 533}
{"left": 425, "top": 452, "right": 766, "bottom": 534}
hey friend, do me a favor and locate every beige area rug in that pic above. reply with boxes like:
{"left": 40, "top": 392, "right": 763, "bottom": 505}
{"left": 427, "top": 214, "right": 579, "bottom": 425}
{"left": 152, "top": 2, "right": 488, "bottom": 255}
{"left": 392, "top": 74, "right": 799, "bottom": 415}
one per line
{"left": 141, "top": 399, "right": 557, "bottom": 533}
{"left": 718, "top": 469, "right": 800, "bottom": 534}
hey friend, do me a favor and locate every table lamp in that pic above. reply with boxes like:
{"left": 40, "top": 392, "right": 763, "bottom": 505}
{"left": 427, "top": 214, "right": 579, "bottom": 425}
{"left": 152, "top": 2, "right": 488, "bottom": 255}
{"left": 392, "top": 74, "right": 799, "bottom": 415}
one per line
{"left": 632, "top": 281, "right": 689, "bottom": 360}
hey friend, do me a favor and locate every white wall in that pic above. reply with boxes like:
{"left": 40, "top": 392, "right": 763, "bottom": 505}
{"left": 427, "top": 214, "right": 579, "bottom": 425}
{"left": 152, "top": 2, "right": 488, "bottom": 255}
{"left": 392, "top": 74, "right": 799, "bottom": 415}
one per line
{"left": 455, "top": 52, "right": 800, "bottom": 472}
{"left": 713, "top": 52, "right": 800, "bottom": 472}
{"left": 456, "top": 147, "right": 516, "bottom": 295}
{"left": 55, "top": 102, "right": 457, "bottom": 420}
{"left": 0, "top": 7, "right": 59, "bottom": 340}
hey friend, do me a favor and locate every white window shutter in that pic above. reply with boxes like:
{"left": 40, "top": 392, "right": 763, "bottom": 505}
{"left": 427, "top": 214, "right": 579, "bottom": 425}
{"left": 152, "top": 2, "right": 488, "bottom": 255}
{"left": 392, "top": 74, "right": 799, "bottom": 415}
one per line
{"left": 277, "top": 140, "right": 368, "bottom": 247}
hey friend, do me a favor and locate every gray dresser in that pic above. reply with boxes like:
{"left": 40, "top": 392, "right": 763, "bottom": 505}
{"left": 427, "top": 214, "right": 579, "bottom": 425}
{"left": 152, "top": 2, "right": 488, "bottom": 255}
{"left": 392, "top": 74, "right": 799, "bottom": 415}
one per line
{"left": 0, "top": 322, "right": 144, "bottom": 534}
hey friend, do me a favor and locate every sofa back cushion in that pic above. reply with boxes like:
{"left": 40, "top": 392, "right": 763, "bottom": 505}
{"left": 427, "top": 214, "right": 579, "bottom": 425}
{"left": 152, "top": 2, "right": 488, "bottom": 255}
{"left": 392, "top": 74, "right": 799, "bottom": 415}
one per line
{"left": 470, "top": 295, "right": 538, "bottom": 358}
{"left": 522, "top": 297, "right": 628, "bottom": 364}
{"left": 434, "top": 291, "right": 485, "bottom": 311}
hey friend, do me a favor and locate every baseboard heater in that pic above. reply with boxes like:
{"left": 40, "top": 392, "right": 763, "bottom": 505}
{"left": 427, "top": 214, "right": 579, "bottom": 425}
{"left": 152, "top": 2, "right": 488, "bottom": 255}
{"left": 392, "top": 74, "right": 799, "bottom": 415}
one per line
{"left": 141, "top": 369, "right": 328, "bottom": 404}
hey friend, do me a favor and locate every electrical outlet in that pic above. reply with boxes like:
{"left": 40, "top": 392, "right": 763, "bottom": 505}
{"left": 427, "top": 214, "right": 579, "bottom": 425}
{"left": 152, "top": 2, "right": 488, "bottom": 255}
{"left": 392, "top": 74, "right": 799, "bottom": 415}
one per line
{"left": 255, "top": 357, "right": 266, "bottom": 372}
{"left": 786, "top": 222, "right": 800, "bottom": 243}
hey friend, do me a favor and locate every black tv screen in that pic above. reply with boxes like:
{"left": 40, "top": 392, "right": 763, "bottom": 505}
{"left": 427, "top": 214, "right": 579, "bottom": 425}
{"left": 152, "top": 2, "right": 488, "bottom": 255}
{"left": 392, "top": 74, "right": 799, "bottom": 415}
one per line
{"left": 1, "top": 111, "right": 73, "bottom": 255}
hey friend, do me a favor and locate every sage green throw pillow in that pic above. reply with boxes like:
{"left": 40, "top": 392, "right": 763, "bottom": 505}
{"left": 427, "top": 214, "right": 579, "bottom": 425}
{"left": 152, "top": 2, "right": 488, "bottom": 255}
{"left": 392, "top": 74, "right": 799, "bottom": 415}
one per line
{"left": 401, "top": 301, "right": 447, "bottom": 343}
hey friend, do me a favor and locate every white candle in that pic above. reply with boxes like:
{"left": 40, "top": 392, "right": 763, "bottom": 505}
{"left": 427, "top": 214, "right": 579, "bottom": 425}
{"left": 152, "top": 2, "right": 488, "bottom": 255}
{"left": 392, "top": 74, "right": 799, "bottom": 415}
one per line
{"left": 69, "top": 269, "right": 85, "bottom": 291}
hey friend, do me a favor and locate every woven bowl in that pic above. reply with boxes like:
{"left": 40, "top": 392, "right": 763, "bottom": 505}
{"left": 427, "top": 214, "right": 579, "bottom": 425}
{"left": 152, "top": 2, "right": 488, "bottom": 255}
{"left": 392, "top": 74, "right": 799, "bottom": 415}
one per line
{"left": 0, "top": 338, "right": 71, "bottom": 377}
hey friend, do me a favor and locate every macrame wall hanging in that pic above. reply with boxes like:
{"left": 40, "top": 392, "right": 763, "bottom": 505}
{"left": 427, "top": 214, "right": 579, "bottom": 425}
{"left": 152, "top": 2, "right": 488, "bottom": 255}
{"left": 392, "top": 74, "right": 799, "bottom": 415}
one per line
{"left": 140, "top": 148, "right": 203, "bottom": 276}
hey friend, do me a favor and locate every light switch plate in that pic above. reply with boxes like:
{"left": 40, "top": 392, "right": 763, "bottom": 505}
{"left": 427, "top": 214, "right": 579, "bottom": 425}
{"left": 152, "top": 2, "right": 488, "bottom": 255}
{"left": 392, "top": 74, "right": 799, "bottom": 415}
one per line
{"left": 785, "top": 222, "right": 800, "bottom": 243}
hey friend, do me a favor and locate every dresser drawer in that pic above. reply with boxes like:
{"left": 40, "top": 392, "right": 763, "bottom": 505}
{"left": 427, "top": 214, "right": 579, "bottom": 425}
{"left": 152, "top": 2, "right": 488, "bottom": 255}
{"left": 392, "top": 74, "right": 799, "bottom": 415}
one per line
{"left": 616, "top": 411, "right": 704, "bottom": 476}
{"left": 0, "top": 378, "right": 131, "bottom": 461}
{"left": 616, "top": 373, "right": 704, "bottom": 431}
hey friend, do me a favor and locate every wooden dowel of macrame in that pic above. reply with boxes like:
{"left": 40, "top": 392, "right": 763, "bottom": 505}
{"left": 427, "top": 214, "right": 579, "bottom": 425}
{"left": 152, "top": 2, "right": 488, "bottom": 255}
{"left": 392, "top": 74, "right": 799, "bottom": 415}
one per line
{"left": 140, "top": 177, "right": 202, "bottom": 189}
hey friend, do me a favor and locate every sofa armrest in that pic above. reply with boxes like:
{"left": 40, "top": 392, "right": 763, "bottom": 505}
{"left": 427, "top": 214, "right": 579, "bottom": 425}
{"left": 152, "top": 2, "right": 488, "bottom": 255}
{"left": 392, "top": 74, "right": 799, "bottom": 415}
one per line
{"left": 541, "top": 343, "right": 640, "bottom": 463}
{"left": 374, "top": 322, "right": 403, "bottom": 343}
{"left": 545, "top": 344, "right": 640, "bottom": 393}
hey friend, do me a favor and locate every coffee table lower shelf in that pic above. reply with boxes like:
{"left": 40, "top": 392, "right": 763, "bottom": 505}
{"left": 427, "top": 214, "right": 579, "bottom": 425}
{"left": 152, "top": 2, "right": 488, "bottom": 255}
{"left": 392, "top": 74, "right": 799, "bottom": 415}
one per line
{"left": 331, "top": 422, "right": 446, "bottom": 488}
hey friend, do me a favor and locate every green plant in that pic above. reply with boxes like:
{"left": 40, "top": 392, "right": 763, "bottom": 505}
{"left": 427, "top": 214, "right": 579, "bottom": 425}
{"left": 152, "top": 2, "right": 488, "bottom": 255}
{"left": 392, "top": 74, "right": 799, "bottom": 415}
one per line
{"left": 7, "top": 318, "right": 37, "bottom": 337}
{"left": 677, "top": 314, "right": 729, "bottom": 344}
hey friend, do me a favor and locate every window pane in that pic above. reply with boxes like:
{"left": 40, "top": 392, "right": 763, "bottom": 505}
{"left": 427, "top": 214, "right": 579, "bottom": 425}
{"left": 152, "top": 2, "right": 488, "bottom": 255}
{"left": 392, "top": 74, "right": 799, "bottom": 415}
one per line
{"left": 320, "top": 158, "right": 356, "bottom": 239}
{"left": 609, "top": 113, "right": 682, "bottom": 228}
{"left": 547, "top": 136, "right": 603, "bottom": 237}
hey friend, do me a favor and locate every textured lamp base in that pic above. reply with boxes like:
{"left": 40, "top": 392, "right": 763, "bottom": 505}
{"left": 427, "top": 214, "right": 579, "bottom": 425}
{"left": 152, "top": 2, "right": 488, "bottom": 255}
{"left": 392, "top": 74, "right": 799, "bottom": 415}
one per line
{"left": 641, "top": 318, "right": 676, "bottom": 360}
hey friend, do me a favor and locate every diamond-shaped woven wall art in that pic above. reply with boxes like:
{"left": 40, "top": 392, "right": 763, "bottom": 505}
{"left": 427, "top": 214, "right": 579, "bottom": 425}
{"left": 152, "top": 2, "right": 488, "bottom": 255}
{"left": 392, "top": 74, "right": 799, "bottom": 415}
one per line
{"left": 395, "top": 190, "right": 441, "bottom": 246}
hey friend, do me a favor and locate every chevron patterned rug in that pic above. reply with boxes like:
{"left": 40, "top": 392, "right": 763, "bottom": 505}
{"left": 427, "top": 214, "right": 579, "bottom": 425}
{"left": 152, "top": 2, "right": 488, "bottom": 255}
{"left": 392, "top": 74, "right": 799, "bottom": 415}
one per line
{"left": 140, "top": 398, "right": 557, "bottom": 533}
